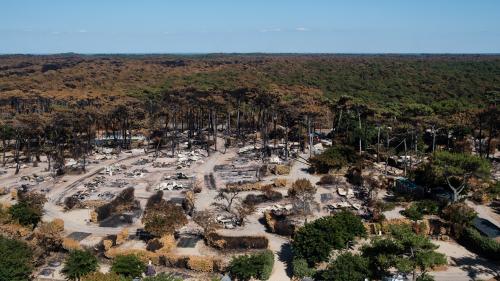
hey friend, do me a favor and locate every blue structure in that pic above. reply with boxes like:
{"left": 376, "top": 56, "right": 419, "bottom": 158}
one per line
{"left": 394, "top": 177, "right": 424, "bottom": 197}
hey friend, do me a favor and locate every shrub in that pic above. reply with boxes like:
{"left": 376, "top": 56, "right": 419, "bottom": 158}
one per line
{"left": 318, "top": 174, "right": 339, "bottom": 185}
{"left": 9, "top": 201, "right": 42, "bottom": 227}
{"left": 273, "top": 165, "right": 291, "bottom": 175}
{"left": 273, "top": 178, "right": 287, "bottom": 187}
{"left": 321, "top": 253, "right": 369, "bottom": 281}
{"left": 116, "top": 229, "right": 128, "bottom": 245}
{"left": 292, "top": 211, "right": 366, "bottom": 265}
{"left": 402, "top": 200, "right": 440, "bottom": 221}
{"left": 460, "top": 227, "right": 500, "bottom": 261}
{"left": 206, "top": 233, "right": 268, "bottom": 250}
{"left": 143, "top": 273, "right": 183, "bottom": 281}
{"left": 96, "top": 187, "right": 136, "bottom": 221}
{"left": 63, "top": 238, "right": 82, "bottom": 251}
{"left": 187, "top": 256, "right": 214, "bottom": 272}
{"left": 292, "top": 258, "right": 316, "bottom": 278}
{"left": 142, "top": 201, "right": 187, "bottom": 237}
{"left": 82, "top": 272, "right": 124, "bottom": 281}
{"left": 35, "top": 218, "right": 65, "bottom": 251}
{"left": 229, "top": 250, "right": 274, "bottom": 281}
{"left": 402, "top": 205, "right": 424, "bottom": 221}
{"left": 0, "top": 236, "right": 33, "bottom": 281}
{"left": 62, "top": 250, "right": 98, "bottom": 280}
{"left": 310, "top": 145, "right": 360, "bottom": 173}
{"left": 111, "top": 254, "right": 146, "bottom": 278}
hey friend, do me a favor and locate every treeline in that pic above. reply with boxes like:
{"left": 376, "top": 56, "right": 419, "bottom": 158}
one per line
{"left": 0, "top": 55, "right": 498, "bottom": 175}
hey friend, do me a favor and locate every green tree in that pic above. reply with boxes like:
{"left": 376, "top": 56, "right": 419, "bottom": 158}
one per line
{"left": 362, "top": 225, "right": 446, "bottom": 281}
{"left": 62, "top": 250, "right": 98, "bottom": 281}
{"left": 0, "top": 236, "right": 33, "bottom": 281}
{"left": 292, "top": 258, "right": 316, "bottom": 278}
{"left": 442, "top": 203, "right": 477, "bottom": 236}
{"left": 111, "top": 255, "right": 146, "bottom": 279}
{"left": 229, "top": 250, "right": 274, "bottom": 281}
{"left": 310, "top": 145, "right": 360, "bottom": 173}
{"left": 415, "top": 151, "right": 491, "bottom": 202}
{"left": 9, "top": 201, "right": 41, "bottom": 227}
{"left": 321, "top": 252, "right": 370, "bottom": 281}
{"left": 292, "top": 211, "right": 366, "bottom": 265}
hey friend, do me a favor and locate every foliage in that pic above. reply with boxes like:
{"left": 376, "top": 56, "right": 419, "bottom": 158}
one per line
{"left": 442, "top": 203, "right": 477, "bottom": 236}
{"left": 288, "top": 179, "right": 317, "bottom": 218}
{"left": 292, "top": 258, "right": 316, "bottom": 278}
{"left": 402, "top": 200, "right": 440, "bottom": 221}
{"left": 310, "top": 145, "right": 360, "bottom": 173}
{"left": 35, "top": 218, "right": 65, "bottom": 251}
{"left": 292, "top": 211, "right": 366, "bottom": 265}
{"left": 228, "top": 250, "right": 274, "bottom": 281}
{"left": 361, "top": 225, "right": 446, "bottom": 279}
{"left": 143, "top": 273, "right": 183, "bottom": 281}
{"left": 442, "top": 203, "right": 477, "bottom": 226}
{"left": 0, "top": 236, "right": 33, "bottom": 281}
{"left": 62, "top": 250, "right": 99, "bottom": 280}
{"left": 111, "top": 254, "right": 146, "bottom": 278}
{"left": 459, "top": 227, "right": 500, "bottom": 261}
{"left": 96, "top": 187, "right": 136, "bottom": 221}
{"left": 82, "top": 272, "right": 127, "bottom": 281}
{"left": 320, "top": 253, "right": 370, "bottom": 281}
{"left": 187, "top": 256, "right": 214, "bottom": 272}
{"left": 142, "top": 200, "right": 187, "bottom": 237}
{"left": 8, "top": 201, "right": 42, "bottom": 227}
{"left": 415, "top": 151, "right": 491, "bottom": 188}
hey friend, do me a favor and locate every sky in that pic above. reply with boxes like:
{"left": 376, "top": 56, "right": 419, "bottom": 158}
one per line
{"left": 1, "top": 0, "right": 499, "bottom": 54}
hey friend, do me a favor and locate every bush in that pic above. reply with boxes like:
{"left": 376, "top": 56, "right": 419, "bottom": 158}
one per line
{"left": 81, "top": 272, "right": 125, "bottom": 281}
{"left": 0, "top": 236, "right": 33, "bottom": 281}
{"left": 310, "top": 145, "right": 360, "bottom": 173}
{"left": 229, "top": 250, "right": 274, "bottom": 281}
{"left": 273, "top": 178, "right": 287, "bottom": 187}
{"left": 96, "top": 187, "right": 136, "bottom": 221}
{"left": 402, "top": 200, "right": 440, "bottom": 221}
{"left": 320, "top": 252, "right": 370, "bottom": 281}
{"left": 292, "top": 211, "right": 366, "bottom": 265}
{"left": 460, "top": 227, "right": 500, "bottom": 261}
{"left": 142, "top": 201, "right": 187, "bottom": 236}
{"left": 62, "top": 250, "right": 98, "bottom": 280}
{"left": 63, "top": 238, "right": 82, "bottom": 251}
{"left": 111, "top": 254, "right": 146, "bottom": 278}
{"left": 143, "top": 273, "right": 183, "bottom": 281}
{"left": 206, "top": 233, "right": 269, "bottom": 250}
{"left": 9, "top": 201, "right": 42, "bottom": 227}
{"left": 318, "top": 174, "right": 339, "bottom": 185}
{"left": 292, "top": 258, "right": 316, "bottom": 278}
{"left": 187, "top": 256, "right": 214, "bottom": 272}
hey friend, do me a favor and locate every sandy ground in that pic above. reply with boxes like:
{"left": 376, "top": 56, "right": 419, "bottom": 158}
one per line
{"left": 466, "top": 200, "right": 500, "bottom": 229}
{"left": 432, "top": 240, "right": 499, "bottom": 281}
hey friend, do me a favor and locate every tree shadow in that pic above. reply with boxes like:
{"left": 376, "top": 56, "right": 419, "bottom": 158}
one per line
{"left": 450, "top": 256, "right": 500, "bottom": 280}
{"left": 489, "top": 201, "right": 500, "bottom": 215}
{"left": 278, "top": 242, "right": 294, "bottom": 278}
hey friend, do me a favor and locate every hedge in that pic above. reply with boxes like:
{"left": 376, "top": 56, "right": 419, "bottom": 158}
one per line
{"left": 292, "top": 258, "right": 316, "bottom": 278}
{"left": 460, "top": 227, "right": 500, "bottom": 261}
{"left": 229, "top": 250, "right": 274, "bottom": 281}
{"left": 206, "top": 232, "right": 268, "bottom": 249}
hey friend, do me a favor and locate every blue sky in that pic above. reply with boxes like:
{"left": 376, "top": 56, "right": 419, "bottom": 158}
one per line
{"left": 1, "top": 0, "right": 499, "bottom": 53}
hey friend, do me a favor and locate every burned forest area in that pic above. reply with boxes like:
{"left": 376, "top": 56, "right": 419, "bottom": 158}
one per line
{"left": 0, "top": 54, "right": 499, "bottom": 281}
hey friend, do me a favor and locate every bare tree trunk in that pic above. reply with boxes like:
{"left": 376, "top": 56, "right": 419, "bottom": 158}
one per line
{"left": 358, "top": 111, "right": 362, "bottom": 153}
{"left": 377, "top": 125, "right": 381, "bottom": 162}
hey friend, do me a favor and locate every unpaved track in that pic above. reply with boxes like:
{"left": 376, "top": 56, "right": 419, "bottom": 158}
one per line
{"left": 44, "top": 152, "right": 146, "bottom": 235}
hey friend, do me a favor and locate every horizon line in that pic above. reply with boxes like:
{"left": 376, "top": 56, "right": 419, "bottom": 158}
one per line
{"left": 1, "top": 52, "right": 500, "bottom": 56}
